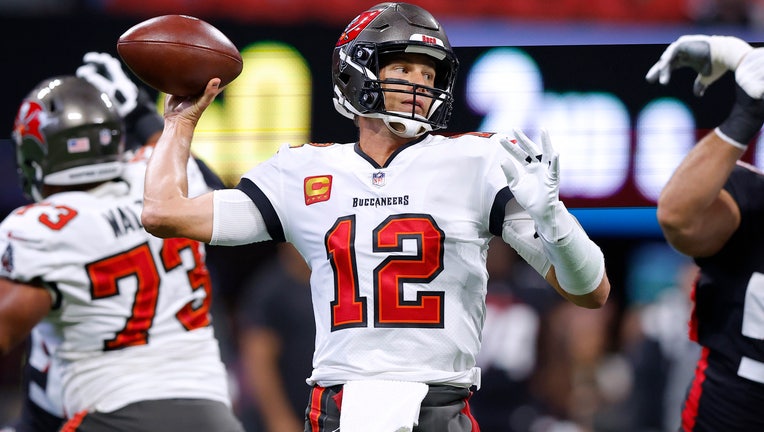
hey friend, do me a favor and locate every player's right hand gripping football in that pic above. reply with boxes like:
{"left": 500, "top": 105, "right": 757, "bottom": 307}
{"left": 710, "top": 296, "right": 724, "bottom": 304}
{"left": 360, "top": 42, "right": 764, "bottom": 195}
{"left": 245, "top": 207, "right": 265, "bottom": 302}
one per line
{"left": 500, "top": 129, "right": 568, "bottom": 242}
{"left": 645, "top": 35, "right": 752, "bottom": 96}
{"left": 76, "top": 52, "right": 139, "bottom": 118}
{"left": 164, "top": 79, "right": 222, "bottom": 127}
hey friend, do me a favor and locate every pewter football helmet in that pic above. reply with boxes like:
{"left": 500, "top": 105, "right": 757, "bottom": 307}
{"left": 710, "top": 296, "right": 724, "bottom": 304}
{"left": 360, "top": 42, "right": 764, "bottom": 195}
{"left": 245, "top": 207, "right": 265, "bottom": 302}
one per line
{"left": 13, "top": 75, "right": 124, "bottom": 201}
{"left": 332, "top": 2, "right": 459, "bottom": 138}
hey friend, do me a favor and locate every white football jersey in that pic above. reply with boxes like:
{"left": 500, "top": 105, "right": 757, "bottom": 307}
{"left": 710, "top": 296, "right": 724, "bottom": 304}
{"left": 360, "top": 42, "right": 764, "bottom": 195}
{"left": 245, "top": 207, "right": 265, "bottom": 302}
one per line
{"left": 0, "top": 166, "right": 230, "bottom": 415}
{"left": 239, "top": 132, "right": 519, "bottom": 388}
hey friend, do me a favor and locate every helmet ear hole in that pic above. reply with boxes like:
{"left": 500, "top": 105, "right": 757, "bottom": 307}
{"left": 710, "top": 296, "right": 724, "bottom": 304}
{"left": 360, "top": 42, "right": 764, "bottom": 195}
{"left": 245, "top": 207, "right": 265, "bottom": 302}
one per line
{"left": 359, "top": 90, "right": 381, "bottom": 110}
{"left": 353, "top": 46, "right": 375, "bottom": 66}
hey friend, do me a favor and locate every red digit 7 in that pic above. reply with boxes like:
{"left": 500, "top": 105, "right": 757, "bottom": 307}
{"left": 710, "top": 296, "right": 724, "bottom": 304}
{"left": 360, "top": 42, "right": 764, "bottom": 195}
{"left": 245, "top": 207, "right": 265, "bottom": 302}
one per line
{"left": 88, "top": 243, "right": 159, "bottom": 350}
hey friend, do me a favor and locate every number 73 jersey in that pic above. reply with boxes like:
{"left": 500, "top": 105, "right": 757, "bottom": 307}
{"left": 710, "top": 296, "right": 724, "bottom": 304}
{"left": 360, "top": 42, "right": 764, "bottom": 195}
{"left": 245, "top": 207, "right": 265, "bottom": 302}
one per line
{"left": 0, "top": 180, "right": 230, "bottom": 414}
{"left": 239, "top": 132, "right": 516, "bottom": 388}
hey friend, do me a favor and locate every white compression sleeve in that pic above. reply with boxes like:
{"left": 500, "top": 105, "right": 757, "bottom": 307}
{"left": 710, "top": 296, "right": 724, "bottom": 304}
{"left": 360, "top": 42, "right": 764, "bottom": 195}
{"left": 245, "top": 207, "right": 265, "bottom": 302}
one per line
{"left": 210, "top": 189, "right": 272, "bottom": 246}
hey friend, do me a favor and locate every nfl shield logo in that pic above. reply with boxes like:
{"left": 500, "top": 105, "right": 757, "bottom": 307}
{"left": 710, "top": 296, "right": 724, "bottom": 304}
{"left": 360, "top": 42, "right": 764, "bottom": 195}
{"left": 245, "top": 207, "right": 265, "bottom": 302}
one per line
{"left": 372, "top": 171, "right": 385, "bottom": 187}
{"left": 100, "top": 128, "right": 112, "bottom": 145}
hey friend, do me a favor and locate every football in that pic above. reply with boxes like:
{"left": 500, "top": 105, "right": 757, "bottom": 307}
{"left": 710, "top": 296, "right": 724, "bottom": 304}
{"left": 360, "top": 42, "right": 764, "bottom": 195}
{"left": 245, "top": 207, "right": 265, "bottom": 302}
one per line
{"left": 117, "top": 15, "right": 243, "bottom": 96}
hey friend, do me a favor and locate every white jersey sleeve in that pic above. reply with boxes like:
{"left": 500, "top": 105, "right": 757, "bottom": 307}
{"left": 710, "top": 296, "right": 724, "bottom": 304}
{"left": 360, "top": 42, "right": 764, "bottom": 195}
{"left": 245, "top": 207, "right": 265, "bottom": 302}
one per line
{"left": 210, "top": 188, "right": 272, "bottom": 245}
{"left": 235, "top": 133, "right": 515, "bottom": 388}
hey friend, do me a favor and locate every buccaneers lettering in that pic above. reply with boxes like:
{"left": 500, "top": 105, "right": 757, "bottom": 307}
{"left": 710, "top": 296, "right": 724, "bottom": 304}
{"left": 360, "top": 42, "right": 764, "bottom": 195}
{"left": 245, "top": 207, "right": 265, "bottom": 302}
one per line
{"left": 352, "top": 195, "right": 409, "bottom": 207}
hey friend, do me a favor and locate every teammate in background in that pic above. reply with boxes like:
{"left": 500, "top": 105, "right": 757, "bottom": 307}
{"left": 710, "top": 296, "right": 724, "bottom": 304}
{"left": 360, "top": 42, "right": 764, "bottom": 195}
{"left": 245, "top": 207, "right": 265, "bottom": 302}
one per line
{"left": 0, "top": 51, "right": 169, "bottom": 432}
{"left": 0, "top": 52, "right": 226, "bottom": 432}
{"left": 0, "top": 64, "right": 243, "bottom": 431}
{"left": 0, "top": 51, "right": 168, "bottom": 432}
{"left": 647, "top": 35, "right": 764, "bottom": 431}
{"left": 142, "top": 3, "right": 610, "bottom": 431}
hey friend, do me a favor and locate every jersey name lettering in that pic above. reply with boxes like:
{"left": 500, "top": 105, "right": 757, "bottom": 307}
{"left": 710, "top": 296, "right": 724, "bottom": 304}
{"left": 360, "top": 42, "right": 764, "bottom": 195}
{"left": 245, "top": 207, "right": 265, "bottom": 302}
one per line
{"left": 102, "top": 204, "right": 143, "bottom": 238}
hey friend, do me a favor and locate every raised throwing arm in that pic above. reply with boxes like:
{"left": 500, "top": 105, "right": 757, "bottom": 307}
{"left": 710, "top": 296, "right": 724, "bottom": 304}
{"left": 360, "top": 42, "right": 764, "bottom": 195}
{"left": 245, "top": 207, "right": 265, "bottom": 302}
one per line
{"left": 141, "top": 79, "right": 222, "bottom": 241}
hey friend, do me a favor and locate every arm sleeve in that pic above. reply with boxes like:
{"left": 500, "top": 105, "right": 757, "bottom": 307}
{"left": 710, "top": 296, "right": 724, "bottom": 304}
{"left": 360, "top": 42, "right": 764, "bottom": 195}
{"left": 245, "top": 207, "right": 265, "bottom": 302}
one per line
{"left": 211, "top": 189, "right": 273, "bottom": 246}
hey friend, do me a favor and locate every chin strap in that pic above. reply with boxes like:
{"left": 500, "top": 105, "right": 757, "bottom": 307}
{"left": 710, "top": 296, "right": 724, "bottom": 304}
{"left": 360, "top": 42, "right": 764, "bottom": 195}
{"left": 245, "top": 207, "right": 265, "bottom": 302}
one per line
{"left": 383, "top": 112, "right": 433, "bottom": 138}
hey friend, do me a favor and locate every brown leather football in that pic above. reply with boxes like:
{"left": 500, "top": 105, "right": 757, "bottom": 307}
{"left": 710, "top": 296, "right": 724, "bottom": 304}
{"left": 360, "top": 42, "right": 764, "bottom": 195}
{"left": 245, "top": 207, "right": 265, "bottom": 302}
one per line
{"left": 117, "top": 15, "right": 242, "bottom": 96}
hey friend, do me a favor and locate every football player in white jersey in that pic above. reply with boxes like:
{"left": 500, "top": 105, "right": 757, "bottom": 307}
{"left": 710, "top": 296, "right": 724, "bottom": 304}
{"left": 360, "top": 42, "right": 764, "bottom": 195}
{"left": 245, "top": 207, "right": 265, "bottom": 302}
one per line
{"left": 0, "top": 73, "right": 244, "bottom": 432}
{"left": 142, "top": 3, "right": 611, "bottom": 431}
{"left": 0, "top": 51, "right": 170, "bottom": 432}
{"left": 0, "top": 52, "right": 175, "bottom": 432}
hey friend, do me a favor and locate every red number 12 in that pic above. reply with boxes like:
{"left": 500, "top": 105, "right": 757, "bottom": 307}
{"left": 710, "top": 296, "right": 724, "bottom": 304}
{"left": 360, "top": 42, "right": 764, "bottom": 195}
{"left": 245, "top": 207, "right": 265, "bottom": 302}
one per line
{"left": 325, "top": 214, "right": 445, "bottom": 331}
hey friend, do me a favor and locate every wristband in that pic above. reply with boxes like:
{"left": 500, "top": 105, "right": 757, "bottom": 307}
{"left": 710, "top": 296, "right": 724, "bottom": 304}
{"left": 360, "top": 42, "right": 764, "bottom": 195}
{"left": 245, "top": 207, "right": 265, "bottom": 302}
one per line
{"left": 717, "top": 83, "right": 764, "bottom": 148}
{"left": 540, "top": 217, "right": 604, "bottom": 296}
{"left": 535, "top": 201, "right": 575, "bottom": 244}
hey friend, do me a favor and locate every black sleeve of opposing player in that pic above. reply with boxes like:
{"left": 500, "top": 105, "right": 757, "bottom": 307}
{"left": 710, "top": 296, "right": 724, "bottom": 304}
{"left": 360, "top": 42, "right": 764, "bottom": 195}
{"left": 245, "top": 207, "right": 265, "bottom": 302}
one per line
{"left": 722, "top": 164, "right": 764, "bottom": 254}
{"left": 489, "top": 186, "right": 514, "bottom": 237}
{"left": 235, "top": 178, "right": 286, "bottom": 243}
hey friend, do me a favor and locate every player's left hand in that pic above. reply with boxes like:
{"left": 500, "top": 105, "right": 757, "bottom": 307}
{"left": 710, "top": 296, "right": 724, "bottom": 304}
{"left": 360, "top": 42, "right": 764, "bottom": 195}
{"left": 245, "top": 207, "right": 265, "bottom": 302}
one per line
{"left": 736, "top": 47, "right": 764, "bottom": 99}
{"left": 500, "top": 129, "right": 565, "bottom": 241}
{"left": 645, "top": 35, "right": 752, "bottom": 96}
{"left": 76, "top": 52, "right": 139, "bottom": 118}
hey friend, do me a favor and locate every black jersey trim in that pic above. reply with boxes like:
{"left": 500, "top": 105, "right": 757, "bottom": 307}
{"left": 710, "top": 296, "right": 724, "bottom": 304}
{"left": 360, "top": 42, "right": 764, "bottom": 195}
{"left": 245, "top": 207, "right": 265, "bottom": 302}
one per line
{"left": 235, "top": 178, "right": 286, "bottom": 242}
{"left": 353, "top": 133, "right": 429, "bottom": 168}
{"left": 489, "top": 186, "right": 514, "bottom": 236}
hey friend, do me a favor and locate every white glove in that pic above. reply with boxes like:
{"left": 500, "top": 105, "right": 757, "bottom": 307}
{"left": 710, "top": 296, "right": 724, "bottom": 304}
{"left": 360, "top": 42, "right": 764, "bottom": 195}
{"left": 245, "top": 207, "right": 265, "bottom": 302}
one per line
{"left": 76, "top": 52, "right": 138, "bottom": 117}
{"left": 736, "top": 47, "right": 764, "bottom": 99}
{"left": 645, "top": 35, "right": 752, "bottom": 96}
{"left": 500, "top": 129, "right": 572, "bottom": 242}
